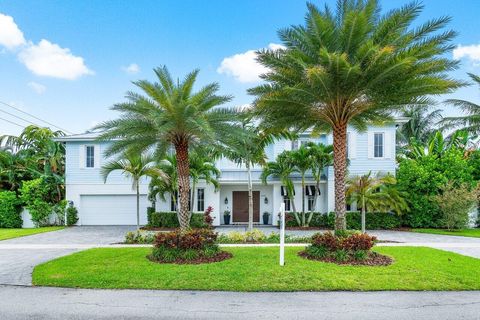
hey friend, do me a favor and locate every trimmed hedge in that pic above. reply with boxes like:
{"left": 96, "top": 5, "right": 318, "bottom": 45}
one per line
{"left": 0, "top": 191, "right": 22, "bottom": 228}
{"left": 147, "top": 211, "right": 207, "bottom": 228}
{"left": 286, "top": 211, "right": 402, "bottom": 230}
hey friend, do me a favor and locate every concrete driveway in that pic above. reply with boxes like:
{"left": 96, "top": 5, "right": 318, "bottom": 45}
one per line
{"left": 0, "top": 226, "right": 135, "bottom": 285}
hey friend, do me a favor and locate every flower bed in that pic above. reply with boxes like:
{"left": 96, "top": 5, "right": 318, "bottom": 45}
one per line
{"left": 300, "top": 231, "right": 393, "bottom": 266}
{"left": 147, "top": 228, "right": 232, "bottom": 264}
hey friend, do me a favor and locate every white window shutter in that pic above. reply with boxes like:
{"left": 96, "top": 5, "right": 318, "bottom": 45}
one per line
{"left": 348, "top": 132, "right": 356, "bottom": 159}
{"left": 367, "top": 132, "right": 374, "bottom": 159}
{"left": 384, "top": 131, "right": 392, "bottom": 159}
{"left": 94, "top": 144, "right": 101, "bottom": 168}
{"left": 79, "top": 145, "right": 85, "bottom": 168}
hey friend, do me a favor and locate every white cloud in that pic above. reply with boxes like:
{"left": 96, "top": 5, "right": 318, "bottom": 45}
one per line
{"left": 0, "top": 13, "right": 26, "bottom": 50}
{"left": 217, "top": 43, "right": 285, "bottom": 83}
{"left": 453, "top": 44, "right": 480, "bottom": 66}
{"left": 27, "top": 81, "right": 46, "bottom": 94}
{"left": 122, "top": 63, "right": 140, "bottom": 74}
{"left": 18, "top": 39, "right": 94, "bottom": 80}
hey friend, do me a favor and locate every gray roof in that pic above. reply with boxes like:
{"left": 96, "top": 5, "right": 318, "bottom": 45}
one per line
{"left": 54, "top": 131, "right": 102, "bottom": 142}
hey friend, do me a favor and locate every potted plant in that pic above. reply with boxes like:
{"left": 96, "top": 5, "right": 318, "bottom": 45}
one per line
{"left": 263, "top": 211, "right": 270, "bottom": 225}
{"left": 223, "top": 210, "right": 231, "bottom": 225}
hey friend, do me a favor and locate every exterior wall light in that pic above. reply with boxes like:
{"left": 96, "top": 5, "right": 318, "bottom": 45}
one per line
{"left": 224, "top": 197, "right": 228, "bottom": 204}
{"left": 264, "top": 197, "right": 268, "bottom": 204}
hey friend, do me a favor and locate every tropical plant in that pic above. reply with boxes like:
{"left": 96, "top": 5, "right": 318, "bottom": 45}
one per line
{"left": 306, "top": 142, "right": 333, "bottom": 219}
{"left": 442, "top": 73, "right": 480, "bottom": 134}
{"left": 346, "top": 172, "right": 408, "bottom": 233}
{"left": 250, "top": 0, "right": 464, "bottom": 230}
{"left": 188, "top": 151, "right": 220, "bottom": 216}
{"left": 97, "top": 66, "right": 240, "bottom": 231}
{"left": 397, "top": 106, "right": 442, "bottom": 150}
{"left": 435, "top": 182, "right": 477, "bottom": 230}
{"left": 290, "top": 145, "right": 312, "bottom": 221}
{"left": 101, "top": 151, "right": 167, "bottom": 230}
{"left": 223, "top": 118, "right": 288, "bottom": 230}
{"left": 261, "top": 151, "right": 298, "bottom": 223}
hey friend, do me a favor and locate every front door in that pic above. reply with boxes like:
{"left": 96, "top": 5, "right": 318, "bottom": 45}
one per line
{"left": 232, "top": 191, "right": 260, "bottom": 223}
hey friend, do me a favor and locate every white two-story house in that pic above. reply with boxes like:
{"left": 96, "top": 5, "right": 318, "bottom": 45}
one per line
{"left": 57, "top": 120, "right": 403, "bottom": 226}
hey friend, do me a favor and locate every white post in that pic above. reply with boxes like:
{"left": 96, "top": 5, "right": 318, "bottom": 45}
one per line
{"left": 279, "top": 203, "right": 285, "bottom": 266}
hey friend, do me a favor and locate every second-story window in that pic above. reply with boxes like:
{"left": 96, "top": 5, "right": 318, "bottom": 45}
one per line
{"left": 86, "top": 146, "right": 95, "bottom": 168}
{"left": 374, "top": 133, "right": 384, "bottom": 158}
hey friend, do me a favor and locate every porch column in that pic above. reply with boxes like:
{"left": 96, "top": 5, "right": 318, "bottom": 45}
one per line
{"left": 207, "top": 184, "right": 221, "bottom": 226}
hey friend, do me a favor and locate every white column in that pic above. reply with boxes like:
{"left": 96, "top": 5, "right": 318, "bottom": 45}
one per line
{"left": 327, "top": 167, "right": 335, "bottom": 213}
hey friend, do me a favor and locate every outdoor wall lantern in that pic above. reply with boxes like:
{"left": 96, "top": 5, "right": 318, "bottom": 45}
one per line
{"left": 264, "top": 196, "right": 268, "bottom": 204}
{"left": 224, "top": 197, "right": 228, "bottom": 205}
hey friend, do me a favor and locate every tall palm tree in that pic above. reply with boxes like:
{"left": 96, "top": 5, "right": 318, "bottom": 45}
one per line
{"left": 289, "top": 145, "right": 312, "bottom": 226}
{"left": 397, "top": 106, "right": 443, "bottom": 148}
{"left": 223, "top": 118, "right": 289, "bottom": 230}
{"left": 101, "top": 151, "right": 167, "bottom": 230}
{"left": 261, "top": 151, "right": 298, "bottom": 224}
{"left": 250, "top": 1, "right": 463, "bottom": 230}
{"left": 306, "top": 142, "right": 333, "bottom": 223}
{"left": 97, "top": 66, "right": 240, "bottom": 231}
{"left": 442, "top": 73, "right": 480, "bottom": 134}
{"left": 346, "top": 172, "right": 408, "bottom": 233}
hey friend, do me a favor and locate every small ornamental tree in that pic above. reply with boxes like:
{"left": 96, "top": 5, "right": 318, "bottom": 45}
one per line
{"left": 435, "top": 182, "right": 477, "bottom": 230}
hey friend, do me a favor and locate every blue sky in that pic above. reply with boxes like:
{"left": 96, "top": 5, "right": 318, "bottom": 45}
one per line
{"left": 0, "top": 0, "right": 479, "bottom": 135}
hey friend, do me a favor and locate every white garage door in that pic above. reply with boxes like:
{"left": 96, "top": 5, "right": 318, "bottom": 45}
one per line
{"left": 80, "top": 195, "right": 149, "bottom": 225}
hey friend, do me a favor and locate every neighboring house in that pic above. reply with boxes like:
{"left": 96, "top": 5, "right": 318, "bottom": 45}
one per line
{"left": 56, "top": 120, "right": 406, "bottom": 226}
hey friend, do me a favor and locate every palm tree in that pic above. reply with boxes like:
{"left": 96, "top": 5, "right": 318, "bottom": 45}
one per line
{"left": 261, "top": 151, "right": 298, "bottom": 224}
{"left": 149, "top": 154, "right": 178, "bottom": 211}
{"left": 289, "top": 145, "right": 312, "bottom": 226}
{"left": 97, "top": 66, "right": 240, "bottom": 231}
{"left": 442, "top": 73, "right": 480, "bottom": 134}
{"left": 223, "top": 119, "right": 288, "bottom": 230}
{"left": 346, "top": 172, "right": 408, "bottom": 233}
{"left": 306, "top": 142, "right": 333, "bottom": 224}
{"left": 188, "top": 151, "right": 220, "bottom": 215}
{"left": 250, "top": 1, "right": 463, "bottom": 230}
{"left": 397, "top": 106, "right": 443, "bottom": 149}
{"left": 101, "top": 151, "right": 167, "bottom": 230}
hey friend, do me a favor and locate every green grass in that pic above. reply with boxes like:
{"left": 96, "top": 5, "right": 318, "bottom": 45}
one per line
{"left": 33, "top": 246, "right": 480, "bottom": 291}
{"left": 0, "top": 227, "right": 65, "bottom": 241}
{"left": 413, "top": 228, "right": 480, "bottom": 238}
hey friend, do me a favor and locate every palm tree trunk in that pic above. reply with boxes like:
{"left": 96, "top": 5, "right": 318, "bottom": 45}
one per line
{"left": 190, "top": 180, "right": 196, "bottom": 220}
{"left": 247, "top": 162, "right": 254, "bottom": 231}
{"left": 301, "top": 174, "right": 305, "bottom": 226}
{"left": 361, "top": 196, "right": 366, "bottom": 233}
{"left": 175, "top": 141, "right": 190, "bottom": 232}
{"left": 136, "top": 182, "right": 140, "bottom": 231}
{"left": 307, "top": 177, "right": 320, "bottom": 226}
{"left": 333, "top": 123, "right": 348, "bottom": 231}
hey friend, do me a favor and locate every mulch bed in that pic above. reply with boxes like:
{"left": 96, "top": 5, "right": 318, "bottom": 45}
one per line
{"left": 147, "top": 251, "right": 233, "bottom": 265}
{"left": 298, "top": 251, "right": 393, "bottom": 266}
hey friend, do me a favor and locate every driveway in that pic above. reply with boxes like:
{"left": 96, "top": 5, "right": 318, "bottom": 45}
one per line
{"left": 0, "top": 226, "right": 134, "bottom": 285}
{"left": 1, "top": 285, "right": 480, "bottom": 320}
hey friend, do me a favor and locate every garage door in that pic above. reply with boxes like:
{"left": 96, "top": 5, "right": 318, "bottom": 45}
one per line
{"left": 80, "top": 195, "right": 149, "bottom": 225}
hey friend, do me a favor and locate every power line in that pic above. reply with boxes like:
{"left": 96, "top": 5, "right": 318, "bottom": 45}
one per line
{"left": 0, "top": 100, "right": 74, "bottom": 134}
{"left": 0, "top": 108, "right": 42, "bottom": 127}
{"left": 0, "top": 116, "right": 25, "bottom": 128}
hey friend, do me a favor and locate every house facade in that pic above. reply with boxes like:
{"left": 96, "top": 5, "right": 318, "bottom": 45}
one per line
{"left": 57, "top": 121, "right": 403, "bottom": 226}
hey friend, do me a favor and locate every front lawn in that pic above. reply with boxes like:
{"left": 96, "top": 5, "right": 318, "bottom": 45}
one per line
{"left": 413, "top": 228, "right": 480, "bottom": 238}
{"left": 33, "top": 246, "right": 480, "bottom": 291}
{"left": 0, "top": 227, "right": 65, "bottom": 241}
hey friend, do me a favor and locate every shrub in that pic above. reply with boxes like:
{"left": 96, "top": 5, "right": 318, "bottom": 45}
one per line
{"left": 20, "top": 178, "right": 54, "bottom": 227}
{"left": 0, "top": 191, "right": 22, "bottom": 228}
{"left": 203, "top": 206, "right": 214, "bottom": 227}
{"left": 286, "top": 211, "right": 401, "bottom": 230}
{"left": 125, "top": 231, "right": 156, "bottom": 244}
{"left": 306, "top": 231, "right": 377, "bottom": 262}
{"left": 150, "top": 228, "right": 220, "bottom": 262}
{"left": 397, "top": 149, "right": 475, "bottom": 228}
{"left": 435, "top": 182, "right": 477, "bottom": 230}
{"left": 147, "top": 211, "right": 207, "bottom": 228}
{"left": 53, "top": 200, "right": 67, "bottom": 225}
{"left": 66, "top": 206, "right": 79, "bottom": 226}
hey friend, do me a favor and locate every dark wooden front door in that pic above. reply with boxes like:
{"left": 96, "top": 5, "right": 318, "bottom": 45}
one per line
{"left": 232, "top": 191, "right": 260, "bottom": 223}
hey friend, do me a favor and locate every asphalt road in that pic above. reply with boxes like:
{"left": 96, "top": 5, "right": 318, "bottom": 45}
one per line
{"left": 1, "top": 285, "right": 480, "bottom": 320}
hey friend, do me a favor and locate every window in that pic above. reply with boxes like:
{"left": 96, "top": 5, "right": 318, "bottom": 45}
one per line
{"left": 291, "top": 140, "right": 299, "bottom": 150}
{"left": 170, "top": 191, "right": 178, "bottom": 212}
{"left": 346, "top": 203, "right": 352, "bottom": 212}
{"left": 374, "top": 133, "right": 384, "bottom": 158}
{"left": 197, "top": 188, "right": 205, "bottom": 212}
{"left": 307, "top": 196, "right": 315, "bottom": 211}
{"left": 85, "top": 146, "right": 95, "bottom": 168}
{"left": 283, "top": 196, "right": 291, "bottom": 211}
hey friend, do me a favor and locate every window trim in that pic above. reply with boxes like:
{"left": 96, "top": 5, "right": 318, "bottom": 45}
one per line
{"left": 373, "top": 132, "right": 384, "bottom": 158}
{"left": 283, "top": 196, "right": 291, "bottom": 212}
{"left": 197, "top": 188, "right": 205, "bottom": 212}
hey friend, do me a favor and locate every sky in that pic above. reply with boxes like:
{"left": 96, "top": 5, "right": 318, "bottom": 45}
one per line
{"left": 0, "top": 0, "right": 479, "bottom": 136}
